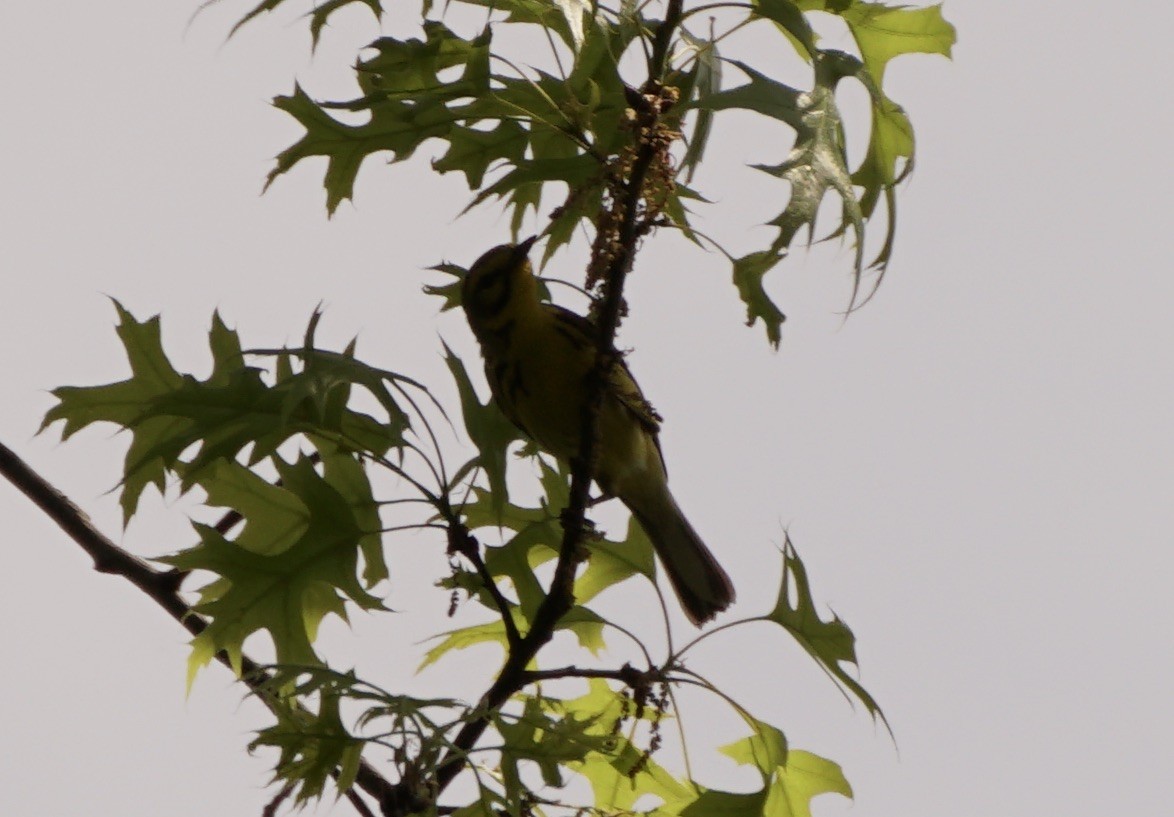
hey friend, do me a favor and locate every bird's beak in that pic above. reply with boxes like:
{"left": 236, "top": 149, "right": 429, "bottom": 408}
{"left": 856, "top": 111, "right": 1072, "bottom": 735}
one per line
{"left": 513, "top": 235, "right": 539, "bottom": 260}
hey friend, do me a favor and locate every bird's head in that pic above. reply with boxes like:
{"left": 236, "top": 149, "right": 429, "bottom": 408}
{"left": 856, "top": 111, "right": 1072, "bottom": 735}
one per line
{"left": 461, "top": 236, "right": 540, "bottom": 330}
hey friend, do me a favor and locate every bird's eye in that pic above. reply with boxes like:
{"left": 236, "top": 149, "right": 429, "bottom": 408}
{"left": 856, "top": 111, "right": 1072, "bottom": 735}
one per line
{"left": 474, "top": 272, "right": 500, "bottom": 291}
{"left": 467, "top": 270, "right": 507, "bottom": 311}
{"left": 474, "top": 272, "right": 503, "bottom": 296}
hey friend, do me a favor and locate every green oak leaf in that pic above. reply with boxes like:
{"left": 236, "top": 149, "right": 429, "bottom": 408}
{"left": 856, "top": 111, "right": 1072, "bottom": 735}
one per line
{"left": 443, "top": 345, "right": 523, "bottom": 518}
{"left": 678, "top": 27, "right": 722, "bottom": 182}
{"left": 359, "top": 22, "right": 490, "bottom": 95}
{"left": 42, "top": 304, "right": 407, "bottom": 523}
{"left": 762, "top": 751, "right": 853, "bottom": 817}
{"left": 308, "top": 0, "right": 382, "bottom": 48}
{"left": 250, "top": 689, "right": 365, "bottom": 803}
{"left": 423, "top": 262, "right": 466, "bottom": 312}
{"left": 190, "top": 458, "right": 307, "bottom": 556}
{"left": 266, "top": 84, "right": 442, "bottom": 215}
{"left": 432, "top": 120, "right": 529, "bottom": 189}
{"left": 552, "top": 680, "right": 691, "bottom": 811}
{"left": 267, "top": 24, "right": 492, "bottom": 214}
{"left": 732, "top": 251, "right": 787, "bottom": 348}
{"left": 575, "top": 515, "right": 657, "bottom": 604}
{"left": 751, "top": 0, "right": 818, "bottom": 58}
{"left": 418, "top": 606, "right": 604, "bottom": 671}
{"left": 688, "top": 61, "right": 803, "bottom": 126}
{"left": 317, "top": 443, "right": 388, "bottom": 586}
{"left": 761, "top": 539, "right": 886, "bottom": 726}
{"left": 418, "top": 617, "right": 516, "bottom": 672}
{"left": 482, "top": 518, "right": 561, "bottom": 617}
{"left": 691, "top": 57, "right": 867, "bottom": 319}
{"left": 553, "top": 0, "right": 590, "bottom": 50}
{"left": 721, "top": 716, "right": 789, "bottom": 779}
{"left": 496, "top": 693, "right": 613, "bottom": 790}
{"left": 541, "top": 180, "right": 603, "bottom": 264}
{"left": 464, "top": 155, "right": 601, "bottom": 216}
{"left": 694, "top": 734, "right": 852, "bottom": 817}
{"left": 578, "top": 737, "right": 692, "bottom": 812}
{"left": 462, "top": 457, "right": 653, "bottom": 617}
{"left": 452, "top": 0, "right": 578, "bottom": 46}
{"left": 41, "top": 300, "right": 185, "bottom": 521}
{"left": 753, "top": 54, "right": 864, "bottom": 269}
{"left": 796, "top": 0, "right": 956, "bottom": 81}
{"left": 162, "top": 456, "right": 384, "bottom": 684}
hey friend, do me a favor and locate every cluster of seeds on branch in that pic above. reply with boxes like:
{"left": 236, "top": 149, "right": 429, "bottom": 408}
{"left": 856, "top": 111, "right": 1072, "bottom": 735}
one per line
{"left": 625, "top": 679, "right": 671, "bottom": 779}
{"left": 445, "top": 557, "right": 462, "bottom": 617}
{"left": 445, "top": 523, "right": 476, "bottom": 616}
{"left": 610, "top": 667, "right": 672, "bottom": 779}
{"left": 585, "top": 82, "right": 683, "bottom": 298}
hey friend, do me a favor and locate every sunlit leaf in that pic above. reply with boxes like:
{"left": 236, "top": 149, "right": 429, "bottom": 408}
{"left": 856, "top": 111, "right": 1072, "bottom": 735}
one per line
{"left": 797, "top": 0, "right": 955, "bottom": 81}
{"left": 418, "top": 617, "right": 515, "bottom": 672}
{"left": 419, "top": 605, "right": 604, "bottom": 670}
{"left": 575, "top": 516, "right": 656, "bottom": 604}
{"left": 720, "top": 717, "right": 788, "bottom": 778}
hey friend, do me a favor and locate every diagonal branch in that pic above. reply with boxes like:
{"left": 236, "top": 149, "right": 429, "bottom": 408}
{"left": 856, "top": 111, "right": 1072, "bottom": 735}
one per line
{"left": 0, "top": 439, "right": 396, "bottom": 815}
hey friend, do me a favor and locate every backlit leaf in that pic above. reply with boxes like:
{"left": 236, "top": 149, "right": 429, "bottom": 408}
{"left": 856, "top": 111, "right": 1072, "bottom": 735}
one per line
{"left": 162, "top": 456, "right": 384, "bottom": 683}
{"left": 762, "top": 538, "right": 886, "bottom": 725}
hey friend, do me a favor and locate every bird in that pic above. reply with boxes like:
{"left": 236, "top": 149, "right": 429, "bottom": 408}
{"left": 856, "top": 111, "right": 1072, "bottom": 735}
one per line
{"left": 461, "top": 237, "right": 735, "bottom": 625}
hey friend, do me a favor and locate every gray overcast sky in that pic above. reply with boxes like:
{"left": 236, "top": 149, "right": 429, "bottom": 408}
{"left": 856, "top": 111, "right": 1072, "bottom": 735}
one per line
{"left": 2, "top": 2, "right": 1171, "bottom": 816}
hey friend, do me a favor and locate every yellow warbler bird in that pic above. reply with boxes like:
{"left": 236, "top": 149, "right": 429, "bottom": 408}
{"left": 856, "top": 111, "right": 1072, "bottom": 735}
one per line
{"left": 461, "top": 237, "right": 735, "bottom": 625}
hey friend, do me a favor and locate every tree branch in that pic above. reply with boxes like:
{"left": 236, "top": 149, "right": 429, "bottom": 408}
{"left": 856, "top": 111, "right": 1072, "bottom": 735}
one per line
{"left": 519, "top": 663, "right": 663, "bottom": 687}
{"left": 0, "top": 439, "right": 397, "bottom": 813}
{"left": 447, "top": 522, "right": 521, "bottom": 649}
{"left": 390, "top": 3, "right": 688, "bottom": 812}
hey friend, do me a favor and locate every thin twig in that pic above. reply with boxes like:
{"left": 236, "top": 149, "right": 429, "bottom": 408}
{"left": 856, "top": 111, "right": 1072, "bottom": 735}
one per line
{"left": 519, "top": 663, "right": 661, "bottom": 688}
{"left": 447, "top": 522, "right": 522, "bottom": 649}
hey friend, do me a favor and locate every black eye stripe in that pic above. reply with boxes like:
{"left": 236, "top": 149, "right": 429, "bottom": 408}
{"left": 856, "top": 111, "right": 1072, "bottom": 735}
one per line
{"left": 474, "top": 271, "right": 503, "bottom": 290}
{"left": 472, "top": 266, "right": 514, "bottom": 316}
{"left": 485, "top": 272, "right": 513, "bottom": 314}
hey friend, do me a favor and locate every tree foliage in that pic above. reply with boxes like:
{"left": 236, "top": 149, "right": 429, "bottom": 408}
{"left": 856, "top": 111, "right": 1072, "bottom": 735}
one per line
{"left": 29, "top": 1, "right": 955, "bottom": 815}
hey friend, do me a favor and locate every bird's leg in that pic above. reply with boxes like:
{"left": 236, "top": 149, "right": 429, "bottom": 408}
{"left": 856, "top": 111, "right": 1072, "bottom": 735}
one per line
{"left": 586, "top": 492, "right": 615, "bottom": 508}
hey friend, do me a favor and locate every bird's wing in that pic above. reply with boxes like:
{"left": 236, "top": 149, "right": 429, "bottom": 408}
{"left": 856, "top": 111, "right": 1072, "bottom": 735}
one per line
{"left": 547, "top": 304, "right": 664, "bottom": 437}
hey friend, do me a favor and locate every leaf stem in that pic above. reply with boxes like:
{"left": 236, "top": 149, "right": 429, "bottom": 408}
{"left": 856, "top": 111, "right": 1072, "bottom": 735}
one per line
{"left": 518, "top": 662, "right": 664, "bottom": 687}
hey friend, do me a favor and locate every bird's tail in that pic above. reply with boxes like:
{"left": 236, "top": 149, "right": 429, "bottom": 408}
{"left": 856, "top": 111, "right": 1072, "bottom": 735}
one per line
{"left": 627, "top": 488, "right": 735, "bottom": 626}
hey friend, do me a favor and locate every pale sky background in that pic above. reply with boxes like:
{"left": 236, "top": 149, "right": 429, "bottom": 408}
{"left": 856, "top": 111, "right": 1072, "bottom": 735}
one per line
{"left": 2, "top": 2, "right": 1172, "bottom": 816}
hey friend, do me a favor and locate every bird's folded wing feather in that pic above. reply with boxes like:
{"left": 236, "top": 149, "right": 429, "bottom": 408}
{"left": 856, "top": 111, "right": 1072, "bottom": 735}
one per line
{"left": 547, "top": 303, "right": 663, "bottom": 436}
